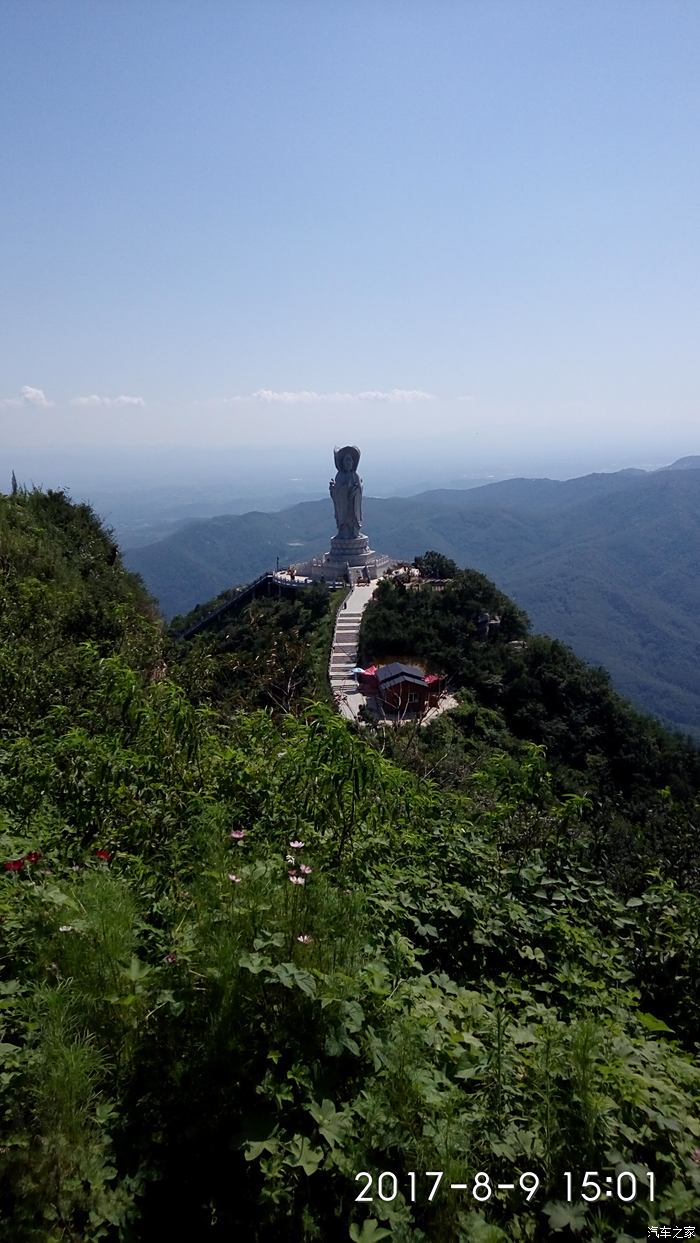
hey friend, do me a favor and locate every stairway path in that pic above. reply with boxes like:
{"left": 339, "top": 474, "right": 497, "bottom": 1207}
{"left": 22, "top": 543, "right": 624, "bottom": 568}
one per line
{"left": 328, "top": 582, "right": 379, "bottom": 720}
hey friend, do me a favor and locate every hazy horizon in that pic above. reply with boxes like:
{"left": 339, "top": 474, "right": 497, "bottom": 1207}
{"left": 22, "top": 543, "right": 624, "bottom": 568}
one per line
{"left": 5, "top": 439, "right": 694, "bottom": 552}
{"left": 5, "top": 438, "right": 692, "bottom": 493}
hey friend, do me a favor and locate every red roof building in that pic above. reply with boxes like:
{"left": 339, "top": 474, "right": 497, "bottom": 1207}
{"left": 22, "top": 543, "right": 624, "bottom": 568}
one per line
{"left": 369, "top": 662, "right": 445, "bottom": 713}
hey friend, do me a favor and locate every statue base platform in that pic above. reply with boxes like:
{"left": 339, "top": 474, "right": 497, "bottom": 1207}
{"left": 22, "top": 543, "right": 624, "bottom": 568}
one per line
{"left": 293, "top": 534, "right": 395, "bottom": 584}
{"left": 328, "top": 534, "right": 372, "bottom": 565}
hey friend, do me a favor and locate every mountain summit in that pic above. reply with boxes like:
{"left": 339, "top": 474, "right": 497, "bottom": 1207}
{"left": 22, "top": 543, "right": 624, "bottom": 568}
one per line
{"left": 125, "top": 464, "right": 700, "bottom": 738}
{"left": 662, "top": 455, "right": 700, "bottom": 471}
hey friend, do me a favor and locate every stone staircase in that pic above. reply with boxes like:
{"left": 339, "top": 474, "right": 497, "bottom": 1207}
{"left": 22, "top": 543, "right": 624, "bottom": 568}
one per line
{"left": 329, "top": 611, "right": 362, "bottom": 695}
{"left": 328, "top": 583, "right": 378, "bottom": 713}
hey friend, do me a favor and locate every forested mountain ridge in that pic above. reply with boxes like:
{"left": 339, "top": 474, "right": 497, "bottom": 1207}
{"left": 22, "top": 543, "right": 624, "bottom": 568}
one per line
{"left": 124, "top": 465, "right": 663, "bottom": 620}
{"left": 2, "top": 489, "right": 700, "bottom": 1241}
{"left": 124, "top": 465, "right": 700, "bottom": 737}
{"left": 357, "top": 564, "right": 700, "bottom": 889}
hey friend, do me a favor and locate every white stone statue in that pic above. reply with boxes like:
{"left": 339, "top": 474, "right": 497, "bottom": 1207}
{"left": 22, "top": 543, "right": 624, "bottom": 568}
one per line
{"left": 329, "top": 445, "right": 363, "bottom": 539}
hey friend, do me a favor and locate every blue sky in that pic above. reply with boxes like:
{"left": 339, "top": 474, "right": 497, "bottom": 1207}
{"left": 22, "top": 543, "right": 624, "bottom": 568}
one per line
{"left": 2, "top": 1, "right": 699, "bottom": 474}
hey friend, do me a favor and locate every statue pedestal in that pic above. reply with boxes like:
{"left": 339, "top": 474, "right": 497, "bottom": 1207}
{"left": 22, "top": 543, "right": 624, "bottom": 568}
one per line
{"left": 293, "top": 534, "right": 394, "bottom": 584}
{"left": 298, "top": 534, "right": 394, "bottom": 583}
{"left": 328, "top": 534, "right": 372, "bottom": 566}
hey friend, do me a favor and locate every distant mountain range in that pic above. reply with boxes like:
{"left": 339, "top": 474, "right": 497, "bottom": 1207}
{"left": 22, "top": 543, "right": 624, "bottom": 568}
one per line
{"left": 124, "top": 458, "right": 700, "bottom": 737}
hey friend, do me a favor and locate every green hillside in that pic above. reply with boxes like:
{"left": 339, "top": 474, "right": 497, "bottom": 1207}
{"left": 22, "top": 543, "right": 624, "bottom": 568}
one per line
{"left": 358, "top": 566, "right": 700, "bottom": 891}
{"left": 2, "top": 490, "right": 700, "bottom": 1241}
{"left": 124, "top": 467, "right": 700, "bottom": 737}
{"left": 169, "top": 579, "right": 342, "bottom": 714}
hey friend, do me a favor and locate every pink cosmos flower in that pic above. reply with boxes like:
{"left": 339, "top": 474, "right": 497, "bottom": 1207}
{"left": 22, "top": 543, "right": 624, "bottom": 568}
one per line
{"left": 163, "top": 952, "right": 178, "bottom": 965}
{"left": 299, "top": 864, "right": 312, "bottom": 875}
{"left": 289, "top": 840, "right": 305, "bottom": 850}
{"left": 230, "top": 830, "right": 246, "bottom": 840}
{"left": 95, "top": 849, "right": 112, "bottom": 862}
{"left": 3, "top": 859, "right": 24, "bottom": 872}
{"left": 289, "top": 874, "right": 306, "bottom": 886}
{"left": 228, "top": 873, "right": 242, "bottom": 883}
{"left": 296, "top": 934, "right": 313, "bottom": 945}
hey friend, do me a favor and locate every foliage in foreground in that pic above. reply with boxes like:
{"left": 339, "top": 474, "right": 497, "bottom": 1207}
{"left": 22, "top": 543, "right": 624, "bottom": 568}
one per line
{"left": 1, "top": 494, "right": 700, "bottom": 1241}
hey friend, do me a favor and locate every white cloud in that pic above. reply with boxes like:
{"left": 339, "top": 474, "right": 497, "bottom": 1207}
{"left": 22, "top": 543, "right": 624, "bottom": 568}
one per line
{"left": 71, "top": 394, "right": 146, "bottom": 408}
{"left": 0, "top": 385, "right": 52, "bottom": 408}
{"left": 221, "top": 388, "right": 437, "bottom": 405}
{"left": 21, "top": 385, "right": 51, "bottom": 406}
{"left": 355, "top": 389, "right": 437, "bottom": 403}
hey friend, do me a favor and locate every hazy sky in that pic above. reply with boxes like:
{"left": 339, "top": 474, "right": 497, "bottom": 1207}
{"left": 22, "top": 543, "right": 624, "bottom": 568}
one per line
{"left": 2, "top": 1, "right": 699, "bottom": 474}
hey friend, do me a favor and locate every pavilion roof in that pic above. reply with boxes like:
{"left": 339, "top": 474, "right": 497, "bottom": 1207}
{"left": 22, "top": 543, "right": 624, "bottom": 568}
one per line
{"left": 376, "top": 662, "right": 428, "bottom": 689}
